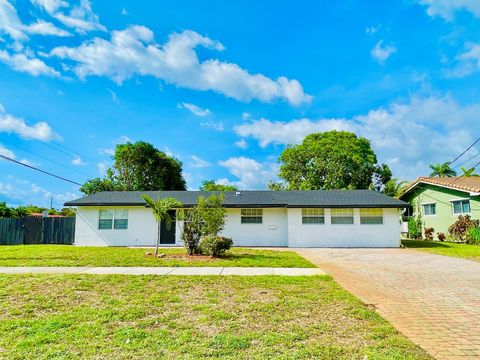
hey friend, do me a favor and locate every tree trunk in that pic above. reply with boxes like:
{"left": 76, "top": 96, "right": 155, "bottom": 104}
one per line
{"left": 155, "top": 221, "right": 161, "bottom": 255}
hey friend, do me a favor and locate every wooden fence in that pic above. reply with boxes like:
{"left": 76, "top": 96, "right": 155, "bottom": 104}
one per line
{"left": 0, "top": 217, "right": 75, "bottom": 245}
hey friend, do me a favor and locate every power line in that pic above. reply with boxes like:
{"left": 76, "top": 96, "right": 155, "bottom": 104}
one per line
{"left": 449, "top": 137, "right": 480, "bottom": 165}
{"left": 0, "top": 154, "right": 82, "bottom": 186}
{"left": 453, "top": 151, "right": 480, "bottom": 169}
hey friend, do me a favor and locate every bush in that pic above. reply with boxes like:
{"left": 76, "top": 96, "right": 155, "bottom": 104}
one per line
{"left": 437, "top": 232, "right": 446, "bottom": 242}
{"left": 199, "top": 235, "right": 233, "bottom": 257}
{"left": 466, "top": 227, "right": 480, "bottom": 245}
{"left": 408, "top": 216, "right": 422, "bottom": 239}
{"left": 424, "top": 227, "right": 434, "bottom": 241}
{"left": 448, "top": 215, "right": 480, "bottom": 242}
{"left": 197, "top": 194, "right": 226, "bottom": 236}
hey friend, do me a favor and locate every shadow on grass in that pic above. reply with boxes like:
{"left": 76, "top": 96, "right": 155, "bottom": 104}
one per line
{"left": 402, "top": 240, "right": 452, "bottom": 249}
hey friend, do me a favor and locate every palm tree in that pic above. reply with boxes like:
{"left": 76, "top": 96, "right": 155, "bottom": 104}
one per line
{"left": 429, "top": 162, "right": 457, "bottom": 177}
{"left": 142, "top": 195, "right": 183, "bottom": 255}
{"left": 460, "top": 166, "right": 479, "bottom": 177}
{"left": 383, "top": 178, "right": 409, "bottom": 199}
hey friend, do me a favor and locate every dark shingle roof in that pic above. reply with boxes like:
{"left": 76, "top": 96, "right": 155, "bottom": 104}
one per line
{"left": 65, "top": 190, "right": 408, "bottom": 208}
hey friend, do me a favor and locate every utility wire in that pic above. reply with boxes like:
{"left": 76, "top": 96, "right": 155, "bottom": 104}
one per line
{"left": 448, "top": 137, "right": 480, "bottom": 165}
{"left": 0, "top": 154, "right": 82, "bottom": 186}
{"left": 453, "top": 151, "right": 480, "bottom": 169}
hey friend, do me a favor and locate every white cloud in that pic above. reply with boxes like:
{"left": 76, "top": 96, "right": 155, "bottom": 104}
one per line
{"left": 0, "top": 0, "right": 70, "bottom": 40}
{"left": 234, "top": 138, "right": 248, "bottom": 149}
{"left": 50, "top": 26, "right": 312, "bottom": 105}
{"left": 25, "top": 20, "right": 71, "bottom": 37}
{"left": 447, "top": 42, "right": 480, "bottom": 77}
{"left": 370, "top": 40, "right": 397, "bottom": 63}
{"left": 33, "top": 0, "right": 105, "bottom": 34}
{"left": 99, "top": 147, "right": 114, "bottom": 156}
{"left": 117, "top": 135, "right": 131, "bottom": 143}
{"left": 97, "top": 161, "right": 109, "bottom": 175}
{"left": 0, "top": 49, "right": 60, "bottom": 76}
{"left": 178, "top": 102, "right": 211, "bottom": 116}
{"left": 233, "top": 95, "right": 480, "bottom": 181}
{"left": 219, "top": 156, "right": 278, "bottom": 189}
{"left": 417, "top": 0, "right": 480, "bottom": 20}
{"left": 200, "top": 121, "right": 224, "bottom": 131}
{"left": 366, "top": 25, "right": 380, "bottom": 35}
{"left": 241, "top": 112, "right": 251, "bottom": 120}
{"left": 71, "top": 155, "right": 86, "bottom": 166}
{"left": 188, "top": 155, "right": 211, "bottom": 168}
{"left": 121, "top": 7, "right": 128, "bottom": 16}
{"left": 0, "top": 105, "right": 59, "bottom": 141}
{"left": 0, "top": 143, "right": 15, "bottom": 158}
{"left": 107, "top": 88, "right": 117, "bottom": 102}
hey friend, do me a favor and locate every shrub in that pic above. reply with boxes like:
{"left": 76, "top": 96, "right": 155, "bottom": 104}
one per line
{"left": 437, "top": 232, "right": 446, "bottom": 242}
{"left": 448, "top": 215, "right": 480, "bottom": 242}
{"left": 199, "top": 235, "right": 233, "bottom": 257}
{"left": 181, "top": 209, "right": 202, "bottom": 255}
{"left": 408, "top": 216, "right": 422, "bottom": 239}
{"left": 197, "top": 194, "right": 226, "bottom": 236}
{"left": 466, "top": 227, "right": 480, "bottom": 245}
{"left": 424, "top": 227, "right": 434, "bottom": 241}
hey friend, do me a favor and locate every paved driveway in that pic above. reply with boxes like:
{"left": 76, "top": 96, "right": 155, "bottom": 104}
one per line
{"left": 295, "top": 248, "right": 480, "bottom": 360}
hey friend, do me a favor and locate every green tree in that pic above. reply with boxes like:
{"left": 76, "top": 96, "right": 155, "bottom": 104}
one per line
{"left": 383, "top": 178, "right": 408, "bottom": 199}
{"left": 0, "top": 202, "right": 12, "bottom": 218}
{"left": 80, "top": 141, "right": 186, "bottom": 195}
{"left": 142, "top": 195, "right": 183, "bottom": 255}
{"left": 267, "top": 181, "right": 287, "bottom": 191}
{"left": 460, "top": 166, "right": 478, "bottom": 177}
{"left": 277, "top": 131, "right": 392, "bottom": 190}
{"left": 196, "top": 194, "right": 226, "bottom": 236}
{"left": 429, "top": 162, "right": 457, "bottom": 177}
{"left": 199, "top": 180, "right": 238, "bottom": 191}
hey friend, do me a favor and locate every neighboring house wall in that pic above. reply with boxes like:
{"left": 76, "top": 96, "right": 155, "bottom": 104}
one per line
{"left": 404, "top": 184, "right": 480, "bottom": 237}
{"left": 75, "top": 206, "right": 400, "bottom": 248}
{"left": 287, "top": 208, "right": 401, "bottom": 247}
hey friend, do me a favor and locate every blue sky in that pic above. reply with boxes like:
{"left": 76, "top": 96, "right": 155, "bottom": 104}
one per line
{"left": 1, "top": 0, "right": 480, "bottom": 208}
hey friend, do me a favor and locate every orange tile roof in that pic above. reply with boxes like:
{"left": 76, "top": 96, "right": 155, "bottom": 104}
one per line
{"left": 403, "top": 176, "right": 480, "bottom": 196}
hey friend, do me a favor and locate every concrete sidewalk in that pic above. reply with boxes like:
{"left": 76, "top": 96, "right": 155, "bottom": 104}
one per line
{"left": 0, "top": 266, "right": 324, "bottom": 276}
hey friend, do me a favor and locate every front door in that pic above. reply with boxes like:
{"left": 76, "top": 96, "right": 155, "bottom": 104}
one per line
{"left": 160, "top": 210, "right": 176, "bottom": 244}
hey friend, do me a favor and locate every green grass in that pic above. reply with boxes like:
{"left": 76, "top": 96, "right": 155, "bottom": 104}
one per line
{"left": 402, "top": 240, "right": 480, "bottom": 262}
{"left": 0, "top": 245, "right": 315, "bottom": 268}
{"left": 0, "top": 274, "right": 430, "bottom": 359}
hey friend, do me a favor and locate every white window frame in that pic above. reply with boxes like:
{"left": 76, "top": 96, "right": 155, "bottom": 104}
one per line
{"left": 241, "top": 208, "right": 263, "bottom": 224}
{"left": 421, "top": 203, "right": 437, "bottom": 217}
{"left": 98, "top": 209, "right": 129, "bottom": 230}
{"left": 451, "top": 199, "right": 471, "bottom": 215}
{"left": 360, "top": 208, "right": 384, "bottom": 225}
{"left": 302, "top": 208, "right": 325, "bottom": 224}
{"left": 330, "top": 208, "right": 354, "bottom": 225}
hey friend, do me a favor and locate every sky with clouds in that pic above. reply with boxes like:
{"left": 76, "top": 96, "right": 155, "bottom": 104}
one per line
{"left": 1, "top": 0, "right": 480, "bottom": 207}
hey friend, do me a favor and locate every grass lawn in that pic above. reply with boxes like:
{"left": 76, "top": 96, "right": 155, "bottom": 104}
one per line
{"left": 0, "top": 245, "right": 315, "bottom": 268}
{"left": 0, "top": 274, "right": 430, "bottom": 359}
{"left": 402, "top": 240, "right": 480, "bottom": 262}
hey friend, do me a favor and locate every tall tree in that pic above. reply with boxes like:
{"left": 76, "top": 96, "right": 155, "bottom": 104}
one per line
{"left": 142, "top": 195, "right": 183, "bottom": 255}
{"left": 81, "top": 141, "right": 186, "bottom": 195}
{"left": 383, "top": 178, "right": 408, "bottom": 199}
{"left": 199, "top": 180, "right": 238, "bottom": 191}
{"left": 277, "top": 131, "right": 392, "bottom": 190}
{"left": 429, "top": 162, "right": 457, "bottom": 177}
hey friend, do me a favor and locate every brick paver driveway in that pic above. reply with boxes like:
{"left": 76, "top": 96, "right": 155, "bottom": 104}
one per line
{"left": 295, "top": 248, "right": 480, "bottom": 360}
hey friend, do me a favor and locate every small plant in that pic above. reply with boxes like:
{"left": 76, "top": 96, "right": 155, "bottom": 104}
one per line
{"left": 437, "top": 232, "right": 446, "bottom": 242}
{"left": 199, "top": 235, "right": 233, "bottom": 257}
{"left": 181, "top": 208, "right": 203, "bottom": 255}
{"left": 448, "top": 215, "right": 480, "bottom": 242}
{"left": 424, "top": 227, "right": 434, "bottom": 241}
{"left": 466, "top": 227, "right": 480, "bottom": 245}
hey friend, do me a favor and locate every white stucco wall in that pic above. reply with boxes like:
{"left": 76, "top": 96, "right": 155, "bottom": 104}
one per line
{"left": 74, "top": 206, "right": 401, "bottom": 248}
{"left": 74, "top": 206, "right": 157, "bottom": 246}
{"left": 287, "top": 208, "right": 401, "bottom": 247}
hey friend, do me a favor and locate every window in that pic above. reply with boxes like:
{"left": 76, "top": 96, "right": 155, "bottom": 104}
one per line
{"left": 422, "top": 203, "right": 436, "bottom": 216}
{"left": 331, "top": 208, "right": 354, "bottom": 225}
{"left": 98, "top": 210, "right": 128, "bottom": 230}
{"left": 360, "top": 208, "right": 383, "bottom": 224}
{"left": 241, "top": 209, "right": 262, "bottom": 224}
{"left": 302, "top": 208, "right": 325, "bottom": 224}
{"left": 452, "top": 200, "right": 470, "bottom": 215}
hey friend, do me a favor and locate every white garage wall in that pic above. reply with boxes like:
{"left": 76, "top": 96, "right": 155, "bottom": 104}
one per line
{"left": 75, "top": 206, "right": 157, "bottom": 246}
{"left": 287, "top": 208, "right": 401, "bottom": 247}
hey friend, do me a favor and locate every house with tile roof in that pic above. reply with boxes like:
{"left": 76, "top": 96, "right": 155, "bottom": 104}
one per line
{"left": 65, "top": 190, "right": 408, "bottom": 248}
{"left": 400, "top": 177, "right": 480, "bottom": 238}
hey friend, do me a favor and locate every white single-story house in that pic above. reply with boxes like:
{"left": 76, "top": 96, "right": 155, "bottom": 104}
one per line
{"left": 64, "top": 190, "right": 409, "bottom": 248}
